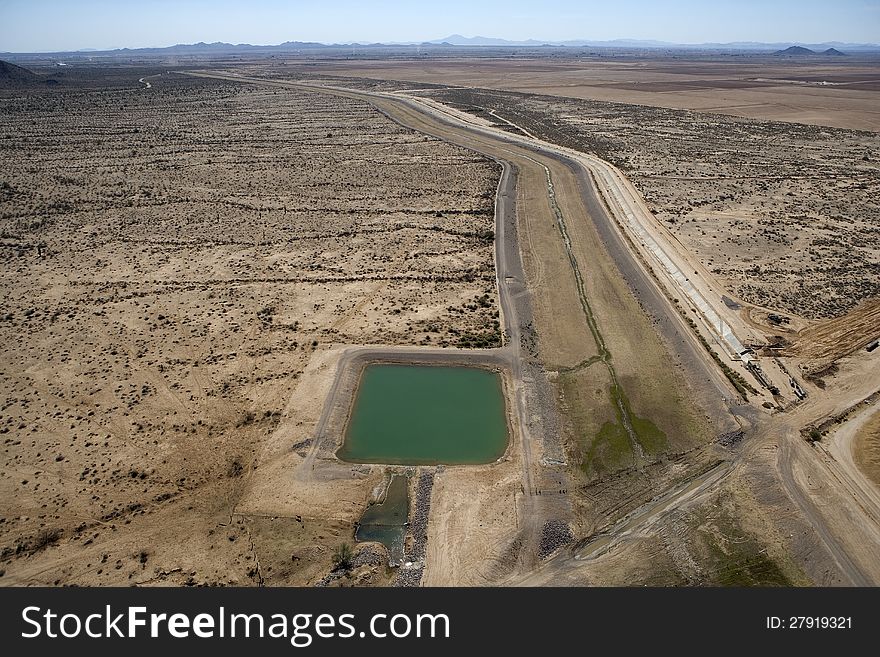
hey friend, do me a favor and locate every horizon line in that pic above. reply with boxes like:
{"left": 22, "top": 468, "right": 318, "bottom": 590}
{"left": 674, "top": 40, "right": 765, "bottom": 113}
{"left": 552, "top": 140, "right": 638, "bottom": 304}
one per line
{"left": 4, "top": 35, "right": 880, "bottom": 55}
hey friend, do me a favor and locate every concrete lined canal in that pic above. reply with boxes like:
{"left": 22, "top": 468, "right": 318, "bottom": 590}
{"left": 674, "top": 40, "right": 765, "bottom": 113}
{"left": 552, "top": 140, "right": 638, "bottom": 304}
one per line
{"left": 338, "top": 364, "right": 509, "bottom": 465}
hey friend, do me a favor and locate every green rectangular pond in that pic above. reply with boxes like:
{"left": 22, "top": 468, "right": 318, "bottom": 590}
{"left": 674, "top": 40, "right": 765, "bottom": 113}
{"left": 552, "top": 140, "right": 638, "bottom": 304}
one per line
{"left": 338, "top": 364, "right": 509, "bottom": 465}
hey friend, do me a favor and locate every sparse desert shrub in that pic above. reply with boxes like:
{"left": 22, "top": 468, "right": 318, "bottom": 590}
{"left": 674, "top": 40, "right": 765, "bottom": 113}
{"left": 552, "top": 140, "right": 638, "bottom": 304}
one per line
{"left": 237, "top": 411, "right": 256, "bottom": 427}
{"left": 32, "top": 528, "right": 63, "bottom": 552}
{"left": 332, "top": 543, "right": 353, "bottom": 571}
{"left": 227, "top": 459, "right": 244, "bottom": 477}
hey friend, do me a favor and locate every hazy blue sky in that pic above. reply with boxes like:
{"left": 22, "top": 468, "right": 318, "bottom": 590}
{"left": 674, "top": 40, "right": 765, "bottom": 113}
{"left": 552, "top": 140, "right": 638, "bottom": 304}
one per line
{"left": 1, "top": 0, "right": 878, "bottom": 52}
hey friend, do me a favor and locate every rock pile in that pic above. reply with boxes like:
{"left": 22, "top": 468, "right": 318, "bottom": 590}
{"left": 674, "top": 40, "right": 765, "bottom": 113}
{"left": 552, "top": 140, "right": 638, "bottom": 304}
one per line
{"left": 538, "top": 519, "right": 573, "bottom": 559}
{"left": 394, "top": 563, "right": 424, "bottom": 587}
{"left": 290, "top": 437, "right": 312, "bottom": 456}
{"left": 717, "top": 430, "right": 744, "bottom": 447}
{"left": 351, "top": 545, "right": 384, "bottom": 568}
{"left": 408, "top": 471, "right": 433, "bottom": 561}
{"left": 314, "top": 570, "right": 342, "bottom": 587}
{"left": 394, "top": 469, "right": 435, "bottom": 587}
{"left": 524, "top": 360, "right": 565, "bottom": 464}
{"left": 315, "top": 544, "right": 386, "bottom": 587}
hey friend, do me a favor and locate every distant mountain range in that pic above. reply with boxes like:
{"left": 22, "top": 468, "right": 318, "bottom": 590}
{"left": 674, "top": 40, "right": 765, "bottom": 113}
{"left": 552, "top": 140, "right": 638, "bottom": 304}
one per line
{"left": 0, "top": 40, "right": 336, "bottom": 56}
{"left": 427, "top": 35, "right": 877, "bottom": 51}
{"left": 773, "top": 45, "right": 848, "bottom": 56}
{"left": 98, "top": 40, "right": 331, "bottom": 54}
{"left": 3, "top": 36, "right": 879, "bottom": 56}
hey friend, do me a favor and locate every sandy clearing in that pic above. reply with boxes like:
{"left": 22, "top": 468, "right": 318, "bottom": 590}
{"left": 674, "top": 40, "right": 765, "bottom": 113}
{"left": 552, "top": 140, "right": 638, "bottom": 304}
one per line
{"left": 853, "top": 409, "right": 880, "bottom": 487}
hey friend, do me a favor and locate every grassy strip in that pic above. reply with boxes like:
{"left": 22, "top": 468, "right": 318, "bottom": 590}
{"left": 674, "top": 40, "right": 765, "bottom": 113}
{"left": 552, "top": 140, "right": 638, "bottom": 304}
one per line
{"left": 555, "top": 354, "right": 604, "bottom": 373}
{"left": 583, "top": 383, "right": 669, "bottom": 477}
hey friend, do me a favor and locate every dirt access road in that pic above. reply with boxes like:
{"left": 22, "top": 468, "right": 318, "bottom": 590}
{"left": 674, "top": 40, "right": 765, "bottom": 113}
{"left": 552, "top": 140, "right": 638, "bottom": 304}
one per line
{"left": 183, "top": 70, "right": 878, "bottom": 585}
{"left": 776, "top": 387, "right": 880, "bottom": 586}
{"left": 821, "top": 401, "right": 880, "bottom": 531}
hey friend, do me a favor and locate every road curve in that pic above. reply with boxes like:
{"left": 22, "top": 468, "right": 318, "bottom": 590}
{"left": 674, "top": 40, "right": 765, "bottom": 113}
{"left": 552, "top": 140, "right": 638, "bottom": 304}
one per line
{"left": 777, "top": 434, "right": 873, "bottom": 586}
{"left": 820, "top": 402, "right": 880, "bottom": 527}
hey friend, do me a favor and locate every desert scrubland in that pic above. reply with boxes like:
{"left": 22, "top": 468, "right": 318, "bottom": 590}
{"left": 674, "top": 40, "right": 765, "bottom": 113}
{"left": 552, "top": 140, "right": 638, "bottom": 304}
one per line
{"left": 0, "top": 70, "right": 499, "bottom": 584}
{"left": 421, "top": 87, "right": 880, "bottom": 321}
{"left": 1, "top": 50, "right": 878, "bottom": 587}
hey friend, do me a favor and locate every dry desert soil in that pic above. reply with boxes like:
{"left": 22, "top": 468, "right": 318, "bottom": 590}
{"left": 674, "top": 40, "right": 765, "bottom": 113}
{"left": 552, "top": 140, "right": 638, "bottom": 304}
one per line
{"left": 1, "top": 51, "right": 879, "bottom": 587}
{"left": 1, "top": 69, "right": 500, "bottom": 585}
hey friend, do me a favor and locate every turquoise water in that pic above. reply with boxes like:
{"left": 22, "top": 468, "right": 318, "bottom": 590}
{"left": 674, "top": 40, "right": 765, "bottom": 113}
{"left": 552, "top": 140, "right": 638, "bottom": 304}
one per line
{"left": 339, "top": 364, "right": 509, "bottom": 465}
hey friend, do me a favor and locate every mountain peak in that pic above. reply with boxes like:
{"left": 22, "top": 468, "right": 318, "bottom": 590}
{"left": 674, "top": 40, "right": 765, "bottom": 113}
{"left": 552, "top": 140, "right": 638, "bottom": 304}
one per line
{"left": 0, "top": 59, "right": 41, "bottom": 87}
{"left": 773, "top": 45, "right": 816, "bottom": 56}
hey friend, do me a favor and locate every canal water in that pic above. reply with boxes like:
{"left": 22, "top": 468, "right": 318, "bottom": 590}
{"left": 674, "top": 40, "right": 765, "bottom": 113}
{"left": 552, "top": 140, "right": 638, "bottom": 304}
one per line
{"left": 339, "top": 364, "right": 509, "bottom": 465}
{"left": 355, "top": 474, "right": 409, "bottom": 564}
